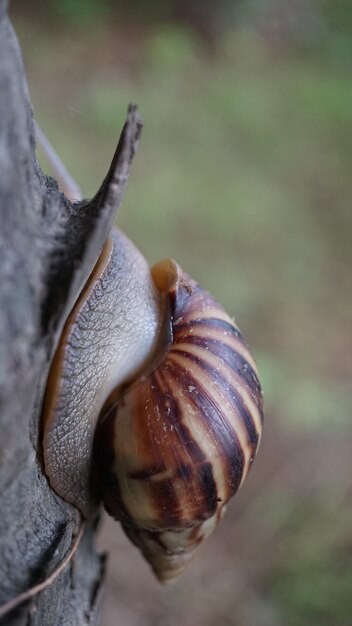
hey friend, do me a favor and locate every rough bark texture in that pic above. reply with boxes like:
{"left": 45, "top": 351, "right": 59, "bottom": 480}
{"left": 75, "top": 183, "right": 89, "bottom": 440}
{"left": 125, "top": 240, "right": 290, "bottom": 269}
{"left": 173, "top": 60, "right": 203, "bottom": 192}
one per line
{"left": 0, "top": 5, "right": 142, "bottom": 624}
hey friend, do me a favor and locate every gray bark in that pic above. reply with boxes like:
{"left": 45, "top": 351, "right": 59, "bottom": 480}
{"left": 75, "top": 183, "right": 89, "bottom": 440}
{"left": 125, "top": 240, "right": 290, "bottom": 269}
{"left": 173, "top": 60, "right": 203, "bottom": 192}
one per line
{"left": 0, "top": 6, "right": 142, "bottom": 624}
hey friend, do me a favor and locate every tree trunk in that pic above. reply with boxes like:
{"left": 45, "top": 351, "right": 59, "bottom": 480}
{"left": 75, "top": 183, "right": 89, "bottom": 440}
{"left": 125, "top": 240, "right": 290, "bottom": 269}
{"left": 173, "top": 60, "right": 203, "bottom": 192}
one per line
{"left": 0, "top": 4, "right": 142, "bottom": 623}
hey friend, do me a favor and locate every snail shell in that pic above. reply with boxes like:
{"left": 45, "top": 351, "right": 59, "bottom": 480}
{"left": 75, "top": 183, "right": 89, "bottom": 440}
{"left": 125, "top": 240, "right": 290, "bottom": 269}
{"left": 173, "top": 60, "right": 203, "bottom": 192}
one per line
{"left": 94, "top": 259, "right": 263, "bottom": 582}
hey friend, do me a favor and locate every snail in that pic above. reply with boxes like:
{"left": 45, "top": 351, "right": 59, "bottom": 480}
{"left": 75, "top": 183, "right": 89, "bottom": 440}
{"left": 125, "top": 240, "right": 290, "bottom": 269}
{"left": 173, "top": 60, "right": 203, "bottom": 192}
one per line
{"left": 39, "top": 120, "right": 264, "bottom": 583}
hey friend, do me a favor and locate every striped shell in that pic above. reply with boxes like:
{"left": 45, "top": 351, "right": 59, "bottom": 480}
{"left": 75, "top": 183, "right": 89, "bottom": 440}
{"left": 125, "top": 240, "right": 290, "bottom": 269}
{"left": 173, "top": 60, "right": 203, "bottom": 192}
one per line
{"left": 94, "top": 259, "right": 263, "bottom": 582}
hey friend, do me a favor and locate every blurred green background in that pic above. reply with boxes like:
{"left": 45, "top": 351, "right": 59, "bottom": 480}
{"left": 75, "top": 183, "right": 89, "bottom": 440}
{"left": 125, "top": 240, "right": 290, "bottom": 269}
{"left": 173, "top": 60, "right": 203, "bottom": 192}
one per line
{"left": 11, "top": 1, "right": 352, "bottom": 625}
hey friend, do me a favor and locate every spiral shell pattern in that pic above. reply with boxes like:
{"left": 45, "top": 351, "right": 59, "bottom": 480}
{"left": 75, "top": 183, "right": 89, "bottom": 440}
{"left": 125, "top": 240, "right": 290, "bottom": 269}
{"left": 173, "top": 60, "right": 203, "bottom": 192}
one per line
{"left": 95, "top": 260, "right": 263, "bottom": 582}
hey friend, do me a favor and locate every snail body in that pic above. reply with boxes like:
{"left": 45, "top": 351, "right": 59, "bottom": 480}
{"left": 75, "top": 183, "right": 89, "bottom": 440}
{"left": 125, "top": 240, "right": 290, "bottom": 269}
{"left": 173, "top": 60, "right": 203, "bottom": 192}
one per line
{"left": 43, "top": 235, "right": 263, "bottom": 581}
{"left": 39, "top": 122, "right": 263, "bottom": 582}
{"left": 43, "top": 228, "right": 161, "bottom": 515}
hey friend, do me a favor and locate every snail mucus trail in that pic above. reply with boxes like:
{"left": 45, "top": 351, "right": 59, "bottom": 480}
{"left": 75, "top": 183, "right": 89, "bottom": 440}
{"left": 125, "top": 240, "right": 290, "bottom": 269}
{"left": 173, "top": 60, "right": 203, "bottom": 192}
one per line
{"left": 40, "top": 124, "right": 264, "bottom": 583}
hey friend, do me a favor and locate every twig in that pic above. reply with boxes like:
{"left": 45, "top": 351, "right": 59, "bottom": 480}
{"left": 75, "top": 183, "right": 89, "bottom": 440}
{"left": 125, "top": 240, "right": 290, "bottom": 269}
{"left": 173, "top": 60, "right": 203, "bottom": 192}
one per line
{"left": 0, "top": 519, "right": 86, "bottom": 619}
{"left": 35, "top": 122, "right": 83, "bottom": 201}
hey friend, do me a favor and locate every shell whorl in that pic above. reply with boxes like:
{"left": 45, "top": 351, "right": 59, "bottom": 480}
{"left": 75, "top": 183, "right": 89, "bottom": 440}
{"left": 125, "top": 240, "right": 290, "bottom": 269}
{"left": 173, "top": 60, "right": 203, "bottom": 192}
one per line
{"left": 95, "top": 259, "right": 263, "bottom": 582}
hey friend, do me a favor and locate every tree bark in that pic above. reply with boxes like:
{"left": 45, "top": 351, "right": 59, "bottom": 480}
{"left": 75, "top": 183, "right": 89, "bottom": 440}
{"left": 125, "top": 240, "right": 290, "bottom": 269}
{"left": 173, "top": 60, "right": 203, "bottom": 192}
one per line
{"left": 0, "top": 5, "right": 142, "bottom": 624}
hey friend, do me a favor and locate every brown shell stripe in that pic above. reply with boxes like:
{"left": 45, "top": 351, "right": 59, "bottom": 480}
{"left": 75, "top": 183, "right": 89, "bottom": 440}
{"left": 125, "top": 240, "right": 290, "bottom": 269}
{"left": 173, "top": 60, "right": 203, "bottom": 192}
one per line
{"left": 175, "top": 317, "right": 261, "bottom": 383}
{"left": 169, "top": 344, "right": 261, "bottom": 471}
{"left": 173, "top": 317, "right": 263, "bottom": 429}
{"left": 115, "top": 371, "right": 219, "bottom": 530}
{"left": 147, "top": 370, "right": 220, "bottom": 526}
{"left": 170, "top": 333, "right": 261, "bottom": 456}
{"left": 159, "top": 366, "right": 223, "bottom": 518}
{"left": 176, "top": 333, "right": 262, "bottom": 413}
{"left": 172, "top": 347, "right": 261, "bottom": 453}
{"left": 164, "top": 355, "right": 247, "bottom": 500}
